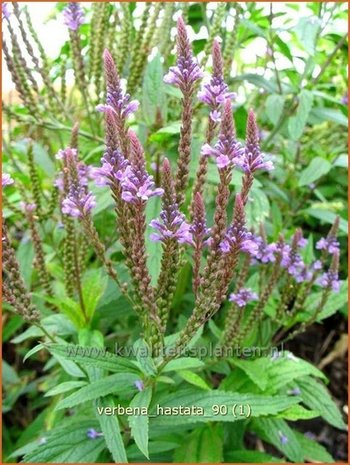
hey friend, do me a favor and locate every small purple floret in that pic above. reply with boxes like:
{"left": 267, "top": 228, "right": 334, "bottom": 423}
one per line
{"left": 2, "top": 173, "right": 14, "bottom": 187}
{"left": 229, "top": 288, "right": 258, "bottom": 307}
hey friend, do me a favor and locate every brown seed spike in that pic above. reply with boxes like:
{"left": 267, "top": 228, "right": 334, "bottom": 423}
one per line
{"left": 128, "top": 129, "right": 145, "bottom": 169}
{"left": 103, "top": 48, "right": 120, "bottom": 90}
{"left": 246, "top": 109, "right": 259, "bottom": 147}
{"left": 212, "top": 39, "right": 223, "bottom": 79}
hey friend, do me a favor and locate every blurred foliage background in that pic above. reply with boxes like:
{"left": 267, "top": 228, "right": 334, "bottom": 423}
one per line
{"left": 2, "top": 2, "right": 348, "bottom": 462}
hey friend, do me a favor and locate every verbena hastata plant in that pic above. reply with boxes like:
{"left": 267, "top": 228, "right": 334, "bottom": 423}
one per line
{"left": 2, "top": 6, "right": 347, "bottom": 465}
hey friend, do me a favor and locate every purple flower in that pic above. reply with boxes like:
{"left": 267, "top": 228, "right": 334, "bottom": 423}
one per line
{"left": 229, "top": 288, "right": 258, "bottom": 307}
{"left": 134, "top": 380, "right": 144, "bottom": 392}
{"left": 287, "top": 387, "right": 301, "bottom": 396}
{"left": 201, "top": 99, "right": 244, "bottom": 170}
{"left": 2, "top": 2, "right": 10, "bottom": 20}
{"left": 241, "top": 110, "right": 274, "bottom": 173}
{"left": 92, "top": 148, "right": 128, "bottom": 187}
{"left": 21, "top": 202, "right": 36, "bottom": 214}
{"left": 86, "top": 428, "right": 103, "bottom": 440}
{"left": 150, "top": 213, "right": 193, "bottom": 245}
{"left": 316, "top": 236, "right": 340, "bottom": 254}
{"left": 278, "top": 431, "right": 289, "bottom": 445}
{"left": 99, "top": 49, "right": 139, "bottom": 122}
{"left": 341, "top": 92, "right": 348, "bottom": 105}
{"left": 220, "top": 227, "right": 258, "bottom": 255}
{"left": 198, "top": 40, "right": 235, "bottom": 122}
{"left": 119, "top": 165, "right": 163, "bottom": 203}
{"left": 251, "top": 236, "right": 277, "bottom": 263}
{"left": 317, "top": 251, "right": 340, "bottom": 292}
{"left": 164, "top": 17, "right": 203, "bottom": 92}
{"left": 311, "top": 260, "right": 322, "bottom": 271}
{"left": 62, "top": 190, "right": 96, "bottom": 218}
{"left": 63, "top": 2, "right": 84, "bottom": 31}
{"left": 2, "top": 173, "right": 14, "bottom": 187}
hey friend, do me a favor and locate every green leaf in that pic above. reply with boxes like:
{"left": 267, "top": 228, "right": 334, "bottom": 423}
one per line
{"left": 22, "top": 419, "right": 105, "bottom": 463}
{"left": 173, "top": 425, "right": 223, "bottom": 462}
{"left": 310, "top": 107, "right": 348, "bottom": 127}
{"left": 133, "top": 339, "right": 157, "bottom": 376}
{"left": 161, "top": 357, "right": 205, "bottom": 373}
{"left": 300, "top": 280, "right": 348, "bottom": 321}
{"left": 128, "top": 387, "right": 152, "bottom": 459}
{"left": 23, "top": 343, "right": 44, "bottom": 362}
{"left": 294, "top": 431, "right": 334, "bottom": 463}
{"left": 298, "top": 157, "right": 332, "bottom": 186}
{"left": 232, "top": 73, "right": 277, "bottom": 93}
{"left": 177, "top": 370, "right": 211, "bottom": 390}
{"left": 82, "top": 269, "right": 107, "bottom": 320}
{"left": 296, "top": 376, "right": 347, "bottom": 430}
{"left": 16, "top": 237, "right": 34, "bottom": 286}
{"left": 288, "top": 90, "right": 314, "bottom": 140}
{"left": 305, "top": 208, "right": 348, "bottom": 233}
{"left": 231, "top": 358, "right": 269, "bottom": 391}
{"left": 225, "top": 450, "right": 284, "bottom": 463}
{"left": 266, "top": 94, "right": 285, "bottom": 126}
{"left": 151, "top": 389, "right": 300, "bottom": 425}
{"left": 45, "top": 381, "right": 88, "bottom": 397}
{"left": 142, "top": 53, "right": 166, "bottom": 126}
{"left": 251, "top": 418, "right": 303, "bottom": 462}
{"left": 295, "top": 17, "right": 320, "bottom": 55}
{"left": 96, "top": 396, "right": 128, "bottom": 463}
{"left": 46, "top": 343, "right": 139, "bottom": 374}
{"left": 245, "top": 186, "right": 270, "bottom": 227}
{"left": 277, "top": 404, "right": 320, "bottom": 421}
{"left": 55, "top": 373, "right": 140, "bottom": 410}
{"left": 145, "top": 195, "right": 162, "bottom": 285}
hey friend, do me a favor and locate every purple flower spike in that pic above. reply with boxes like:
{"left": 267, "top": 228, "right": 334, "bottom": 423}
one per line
{"left": 100, "top": 49, "right": 139, "bottom": 121}
{"left": 229, "top": 288, "right": 258, "bottom": 307}
{"left": 150, "top": 159, "right": 192, "bottom": 245}
{"left": 117, "top": 131, "right": 164, "bottom": 204}
{"left": 280, "top": 230, "right": 307, "bottom": 280}
{"left": 86, "top": 428, "right": 103, "bottom": 440}
{"left": 164, "top": 17, "right": 203, "bottom": 92}
{"left": 241, "top": 110, "right": 274, "bottom": 173}
{"left": 201, "top": 99, "right": 244, "bottom": 170}
{"left": 2, "top": 173, "right": 14, "bottom": 187}
{"left": 316, "top": 236, "right": 340, "bottom": 254}
{"left": 62, "top": 191, "right": 96, "bottom": 218}
{"left": 317, "top": 251, "right": 340, "bottom": 292}
{"left": 252, "top": 235, "right": 277, "bottom": 263}
{"left": 2, "top": 2, "right": 10, "bottom": 20}
{"left": 134, "top": 380, "right": 144, "bottom": 392}
{"left": 198, "top": 40, "right": 236, "bottom": 122}
{"left": 63, "top": 2, "right": 84, "bottom": 31}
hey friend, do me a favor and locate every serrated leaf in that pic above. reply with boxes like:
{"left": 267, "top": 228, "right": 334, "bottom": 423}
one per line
{"left": 294, "top": 431, "right": 334, "bottom": 463}
{"left": 151, "top": 388, "right": 300, "bottom": 425}
{"left": 277, "top": 404, "right": 320, "bottom": 421}
{"left": 298, "top": 157, "right": 332, "bottom": 186}
{"left": 295, "top": 17, "right": 320, "bottom": 55}
{"left": 225, "top": 450, "right": 284, "bottom": 463}
{"left": 45, "top": 381, "right": 88, "bottom": 397}
{"left": 305, "top": 209, "right": 348, "bottom": 233}
{"left": 310, "top": 107, "right": 348, "bottom": 126}
{"left": 296, "top": 376, "right": 346, "bottom": 430}
{"left": 177, "top": 370, "right": 210, "bottom": 390}
{"left": 81, "top": 269, "right": 107, "bottom": 320}
{"left": 142, "top": 53, "right": 166, "bottom": 126}
{"left": 55, "top": 373, "right": 140, "bottom": 410}
{"left": 23, "top": 343, "right": 44, "bottom": 362}
{"left": 161, "top": 357, "right": 205, "bottom": 373}
{"left": 266, "top": 94, "right": 285, "bottom": 125}
{"left": 252, "top": 418, "right": 303, "bottom": 462}
{"left": 96, "top": 396, "right": 128, "bottom": 463}
{"left": 288, "top": 90, "right": 314, "bottom": 140}
{"left": 133, "top": 339, "right": 156, "bottom": 376}
{"left": 231, "top": 358, "right": 269, "bottom": 391}
{"left": 173, "top": 425, "right": 223, "bottom": 462}
{"left": 128, "top": 387, "right": 152, "bottom": 459}
{"left": 22, "top": 420, "right": 105, "bottom": 463}
{"left": 46, "top": 343, "right": 139, "bottom": 374}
